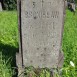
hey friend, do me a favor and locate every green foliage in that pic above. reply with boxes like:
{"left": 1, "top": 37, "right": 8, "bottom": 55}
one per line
{"left": 0, "top": 11, "right": 18, "bottom": 77}
{"left": 0, "top": 11, "right": 18, "bottom": 46}
{"left": 0, "top": 52, "right": 13, "bottom": 77}
{"left": 3, "top": 0, "right": 17, "bottom": 10}
{"left": 62, "top": 10, "right": 77, "bottom": 66}
{"left": 62, "top": 10, "right": 77, "bottom": 76}
{"left": 75, "top": 0, "right": 77, "bottom": 3}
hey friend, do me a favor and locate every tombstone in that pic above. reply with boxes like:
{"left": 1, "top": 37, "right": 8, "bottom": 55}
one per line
{"left": 67, "top": 0, "right": 76, "bottom": 12}
{"left": 71, "top": 3, "right": 76, "bottom": 11}
{"left": 67, "top": 2, "right": 76, "bottom": 12}
{"left": 0, "top": 2, "right": 2, "bottom": 11}
{"left": 65, "top": 0, "right": 68, "bottom": 8}
{"left": 16, "top": 0, "right": 65, "bottom": 76}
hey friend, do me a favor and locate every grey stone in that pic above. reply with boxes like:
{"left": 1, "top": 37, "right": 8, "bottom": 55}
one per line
{"left": 0, "top": 2, "right": 2, "bottom": 11}
{"left": 17, "top": 0, "right": 65, "bottom": 69}
{"left": 65, "top": 0, "right": 68, "bottom": 8}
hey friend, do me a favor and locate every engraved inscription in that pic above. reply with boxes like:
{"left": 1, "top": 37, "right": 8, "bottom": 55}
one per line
{"left": 21, "top": 0, "right": 64, "bottom": 68}
{"left": 25, "top": 11, "right": 59, "bottom": 18}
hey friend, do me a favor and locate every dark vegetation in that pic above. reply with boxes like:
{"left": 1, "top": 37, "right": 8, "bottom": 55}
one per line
{"left": 0, "top": 0, "right": 77, "bottom": 10}
{"left": 0, "top": 0, "right": 17, "bottom": 10}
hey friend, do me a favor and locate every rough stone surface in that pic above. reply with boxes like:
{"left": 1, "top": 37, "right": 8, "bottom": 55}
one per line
{"left": 0, "top": 2, "right": 2, "bottom": 11}
{"left": 17, "top": 0, "right": 65, "bottom": 68}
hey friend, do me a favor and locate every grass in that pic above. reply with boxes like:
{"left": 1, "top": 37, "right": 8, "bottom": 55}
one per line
{"left": 0, "top": 10, "right": 77, "bottom": 77}
{"left": 0, "top": 11, "right": 18, "bottom": 46}
{"left": 0, "top": 52, "right": 13, "bottom": 77}
{"left": 0, "top": 11, "right": 18, "bottom": 77}
{"left": 62, "top": 10, "right": 77, "bottom": 77}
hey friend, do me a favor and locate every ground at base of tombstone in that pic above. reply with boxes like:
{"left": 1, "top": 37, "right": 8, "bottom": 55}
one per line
{"left": 22, "top": 67, "right": 62, "bottom": 77}
{"left": 0, "top": 10, "right": 77, "bottom": 77}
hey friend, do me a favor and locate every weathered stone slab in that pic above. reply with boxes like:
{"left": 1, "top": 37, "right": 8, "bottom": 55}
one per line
{"left": 0, "top": 2, "right": 2, "bottom": 11}
{"left": 17, "top": 0, "right": 65, "bottom": 69}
